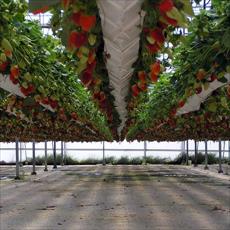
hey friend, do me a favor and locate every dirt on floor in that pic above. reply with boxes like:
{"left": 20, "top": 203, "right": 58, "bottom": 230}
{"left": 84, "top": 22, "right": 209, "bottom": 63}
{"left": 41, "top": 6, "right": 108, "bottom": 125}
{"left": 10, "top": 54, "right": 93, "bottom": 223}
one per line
{"left": 0, "top": 165, "right": 229, "bottom": 230}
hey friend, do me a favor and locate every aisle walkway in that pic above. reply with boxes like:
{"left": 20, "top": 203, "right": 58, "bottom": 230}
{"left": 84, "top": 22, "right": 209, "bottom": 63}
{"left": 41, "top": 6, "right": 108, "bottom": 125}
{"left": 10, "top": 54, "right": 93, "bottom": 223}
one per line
{"left": 0, "top": 165, "right": 229, "bottom": 230}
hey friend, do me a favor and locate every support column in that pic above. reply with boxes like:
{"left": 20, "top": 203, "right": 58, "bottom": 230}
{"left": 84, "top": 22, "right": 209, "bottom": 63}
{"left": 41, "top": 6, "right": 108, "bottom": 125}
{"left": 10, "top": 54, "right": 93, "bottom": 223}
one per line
{"left": 144, "top": 141, "right": 147, "bottom": 165}
{"left": 44, "top": 141, "right": 48, "bottom": 171}
{"left": 228, "top": 141, "right": 230, "bottom": 165}
{"left": 218, "top": 139, "right": 223, "bottom": 173}
{"left": 53, "top": 141, "right": 57, "bottom": 169}
{"left": 15, "top": 139, "right": 20, "bottom": 179}
{"left": 102, "top": 141, "right": 106, "bottom": 166}
{"left": 31, "top": 140, "right": 37, "bottom": 175}
{"left": 186, "top": 140, "right": 189, "bottom": 165}
{"left": 204, "top": 139, "right": 209, "bottom": 170}
{"left": 19, "top": 142, "right": 23, "bottom": 167}
{"left": 194, "top": 140, "right": 198, "bottom": 167}
{"left": 61, "top": 141, "right": 64, "bottom": 166}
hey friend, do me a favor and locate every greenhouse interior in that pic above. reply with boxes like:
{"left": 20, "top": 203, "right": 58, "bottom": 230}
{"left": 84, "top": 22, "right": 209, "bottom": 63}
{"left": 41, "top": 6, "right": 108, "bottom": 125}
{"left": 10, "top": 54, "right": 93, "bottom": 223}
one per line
{"left": 0, "top": 0, "right": 230, "bottom": 230}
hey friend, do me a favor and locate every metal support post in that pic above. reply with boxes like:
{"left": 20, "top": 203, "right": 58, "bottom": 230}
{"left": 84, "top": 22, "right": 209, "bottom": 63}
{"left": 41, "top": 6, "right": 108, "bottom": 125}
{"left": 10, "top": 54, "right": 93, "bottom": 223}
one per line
{"left": 218, "top": 139, "right": 223, "bottom": 173}
{"left": 53, "top": 141, "right": 57, "bottom": 169}
{"left": 61, "top": 141, "right": 64, "bottom": 166}
{"left": 186, "top": 140, "right": 189, "bottom": 165}
{"left": 15, "top": 139, "right": 20, "bottom": 179}
{"left": 102, "top": 141, "right": 106, "bottom": 166}
{"left": 204, "top": 139, "right": 209, "bottom": 170}
{"left": 44, "top": 141, "right": 48, "bottom": 171}
{"left": 31, "top": 141, "right": 37, "bottom": 175}
{"left": 144, "top": 141, "right": 147, "bottom": 165}
{"left": 194, "top": 140, "right": 198, "bottom": 167}
{"left": 228, "top": 141, "right": 230, "bottom": 165}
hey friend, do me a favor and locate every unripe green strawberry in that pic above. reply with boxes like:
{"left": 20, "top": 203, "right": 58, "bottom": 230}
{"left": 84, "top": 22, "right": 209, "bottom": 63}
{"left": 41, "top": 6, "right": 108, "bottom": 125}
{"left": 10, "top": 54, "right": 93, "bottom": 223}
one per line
{"left": 1, "top": 38, "right": 13, "bottom": 52}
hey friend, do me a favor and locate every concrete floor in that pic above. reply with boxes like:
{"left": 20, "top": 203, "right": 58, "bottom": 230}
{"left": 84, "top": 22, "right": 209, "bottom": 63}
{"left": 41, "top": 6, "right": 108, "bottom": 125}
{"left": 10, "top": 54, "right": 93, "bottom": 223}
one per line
{"left": 0, "top": 165, "right": 229, "bottom": 230}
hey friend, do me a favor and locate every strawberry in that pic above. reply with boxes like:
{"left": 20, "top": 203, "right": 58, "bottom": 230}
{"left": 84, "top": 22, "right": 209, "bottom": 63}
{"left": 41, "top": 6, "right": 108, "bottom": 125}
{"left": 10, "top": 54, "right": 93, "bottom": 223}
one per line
{"left": 41, "top": 97, "right": 49, "bottom": 105}
{"left": 150, "top": 61, "right": 161, "bottom": 75}
{"left": 68, "top": 31, "right": 87, "bottom": 49}
{"left": 138, "top": 71, "right": 146, "bottom": 82}
{"left": 9, "top": 73, "right": 18, "bottom": 84}
{"left": 196, "top": 69, "right": 206, "bottom": 80}
{"left": 62, "top": 0, "right": 71, "bottom": 10}
{"left": 71, "top": 11, "right": 81, "bottom": 25}
{"left": 132, "top": 84, "right": 140, "bottom": 97}
{"left": 146, "top": 43, "right": 160, "bottom": 54}
{"left": 178, "top": 100, "right": 185, "bottom": 108}
{"left": 157, "top": 0, "right": 174, "bottom": 13}
{"left": 150, "top": 28, "right": 165, "bottom": 44}
{"left": 10, "top": 65, "right": 20, "bottom": 78}
{"left": 79, "top": 14, "right": 96, "bottom": 32}
{"left": 162, "top": 14, "right": 178, "bottom": 26}
{"left": 195, "top": 86, "right": 202, "bottom": 94}
{"left": 81, "top": 70, "right": 93, "bottom": 87}
{"left": 137, "top": 82, "right": 147, "bottom": 91}
{"left": 0, "top": 61, "right": 8, "bottom": 72}
{"left": 170, "top": 107, "right": 177, "bottom": 117}
{"left": 210, "top": 74, "right": 217, "bottom": 82}
{"left": 33, "top": 6, "right": 49, "bottom": 14}
{"left": 71, "top": 112, "right": 78, "bottom": 120}
{"left": 49, "top": 99, "right": 58, "bottom": 109}
{"left": 150, "top": 72, "right": 158, "bottom": 82}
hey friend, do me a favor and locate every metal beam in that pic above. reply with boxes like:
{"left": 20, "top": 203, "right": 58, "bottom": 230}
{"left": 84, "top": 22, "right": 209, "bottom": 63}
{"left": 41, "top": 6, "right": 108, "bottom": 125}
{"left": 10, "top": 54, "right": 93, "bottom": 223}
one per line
{"left": 186, "top": 140, "right": 189, "bottom": 165}
{"left": 53, "top": 141, "right": 57, "bottom": 169}
{"left": 31, "top": 141, "right": 37, "bottom": 175}
{"left": 44, "top": 141, "right": 48, "bottom": 171}
{"left": 194, "top": 140, "right": 198, "bottom": 167}
{"left": 61, "top": 141, "right": 64, "bottom": 166}
{"left": 15, "top": 140, "right": 20, "bottom": 180}
{"left": 218, "top": 140, "right": 223, "bottom": 173}
{"left": 144, "top": 141, "right": 147, "bottom": 165}
{"left": 102, "top": 141, "right": 106, "bottom": 166}
{"left": 204, "top": 139, "right": 209, "bottom": 170}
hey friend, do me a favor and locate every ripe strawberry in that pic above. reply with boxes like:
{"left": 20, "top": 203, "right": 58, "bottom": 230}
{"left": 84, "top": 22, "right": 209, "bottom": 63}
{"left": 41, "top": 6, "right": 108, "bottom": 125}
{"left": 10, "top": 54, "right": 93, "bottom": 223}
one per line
{"left": 33, "top": 6, "right": 49, "bottom": 14}
{"left": 138, "top": 71, "right": 146, "bottom": 82}
{"left": 71, "top": 11, "right": 81, "bottom": 25}
{"left": 178, "top": 100, "right": 185, "bottom": 108}
{"left": 150, "top": 28, "right": 165, "bottom": 44}
{"left": 81, "top": 70, "right": 93, "bottom": 87}
{"left": 10, "top": 65, "right": 20, "bottom": 78}
{"left": 9, "top": 73, "right": 18, "bottom": 84}
{"left": 195, "top": 86, "right": 202, "bottom": 94}
{"left": 0, "top": 61, "right": 9, "bottom": 72}
{"left": 79, "top": 14, "right": 96, "bottom": 32}
{"left": 157, "top": 0, "right": 174, "bottom": 13}
{"left": 162, "top": 14, "right": 178, "bottom": 26}
{"left": 150, "top": 61, "right": 161, "bottom": 75}
{"left": 132, "top": 84, "right": 140, "bottom": 97}
{"left": 210, "top": 74, "right": 217, "bottom": 82}
{"left": 150, "top": 72, "right": 158, "bottom": 82}
{"left": 146, "top": 43, "right": 160, "bottom": 54}
{"left": 68, "top": 31, "right": 87, "bottom": 49}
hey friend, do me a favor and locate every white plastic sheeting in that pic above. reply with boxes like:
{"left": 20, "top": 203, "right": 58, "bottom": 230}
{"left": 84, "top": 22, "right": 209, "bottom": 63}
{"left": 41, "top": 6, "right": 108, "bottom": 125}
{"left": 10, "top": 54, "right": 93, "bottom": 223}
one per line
{"left": 97, "top": 0, "right": 144, "bottom": 134}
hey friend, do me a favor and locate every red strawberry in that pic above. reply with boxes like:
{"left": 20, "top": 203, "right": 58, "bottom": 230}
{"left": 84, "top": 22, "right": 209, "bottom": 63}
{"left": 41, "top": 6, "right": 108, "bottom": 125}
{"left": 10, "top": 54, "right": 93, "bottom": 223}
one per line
{"left": 49, "top": 99, "right": 58, "bottom": 109}
{"left": 68, "top": 31, "right": 87, "bottom": 49}
{"left": 33, "top": 6, "right": 49, "bottom": 14}
{"left": 178, "top": 100, "right": 185, "bottom": 108}
{"left": 157, "top": 0, "right": 174, "bottom": 13}
{"left": 132, "top": 84, "right": 140, "bottom": 97}
{"left": 150, "top": 72, "right": 158, "bottom": 82}
{"left": 9, "top": 73, "right": 18, "bottom": 84}
{"left": 10, "top": 65, "right": 20, "bottom": 78}
{"left": 0, "top": 61, "right": 9, "bottom": 72}
{"left": 71, "top": 12, "right": 81, "bottom": 25}
{"left": 138, "top": 71, "right": 146, "bottom": 82}
{"left": 150, "top": 61, "right": 161, "bottom": 75}
{"left": 81, "top": 70, "right": 93, "bottom": 87}
{"left": 150, "top": 28, "right": 165, "bottom": 44}
{"left": 196, "top": 69, "right": 206, "bottom": 80}
{"left": 79, "top": 14, "right": 96, "bottom": 32}
{"left": 62, "top": 0, "right": 71, "bottom": 10}
{"left": 146, "top": 43, "right": 160, "bottom": 54}
{"left": 162, "top": 14, "right": 178, "bottom": 26}
{"left": 195, "top": 86, "right": 202, "bottom": 94}
{"left": 170, "top": 107, "right": 177, "bottom": 117}
{"left": 210, "top": 74, "right": 217, "bottom": 82}
{"left": 41, "top": 97, "right": 49, "bottom": 105}
{"left": 87, "top": 59, "right": 96, "bottom": 73}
